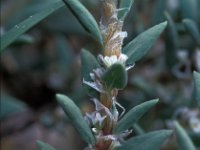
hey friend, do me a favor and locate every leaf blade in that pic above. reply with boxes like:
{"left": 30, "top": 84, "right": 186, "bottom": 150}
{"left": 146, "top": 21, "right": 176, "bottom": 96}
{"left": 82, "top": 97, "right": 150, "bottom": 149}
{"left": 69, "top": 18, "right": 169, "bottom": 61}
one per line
{"left": 183, "top": 19, "right": 200, "bottom": 45}
{"left": 56, "top": 94, "right": 95, "bottom": 144}
{"left": 193, "top": 71, "right": 200, "bottom": 106}
{"left": 36, "top": 141, "right": 56, "bottom": 150}
{"left": 123, "top": 21, "right": 167, "bottom": 64}
{"left": 0, "top": 1, "right": 64, "bottom": 52}
{"left": 115, "top": 99, "right": 159, "bottom": 133}
{"left": 81, "top": 49, "right": 100, "bottom": 81}
{"left": 62, "top": 0, "right": 102, "bottom": 44}
{"left": 118, "top": 0, "right": 134, "bottom": 21}
{"left": 117, "top": 130, "right": 172, "bottom": 150}
{"left": 175, "top": 121, "right": 196, "bottom": 150}
{"left": 102, "top": 63, "right": 127, "bottom": 90}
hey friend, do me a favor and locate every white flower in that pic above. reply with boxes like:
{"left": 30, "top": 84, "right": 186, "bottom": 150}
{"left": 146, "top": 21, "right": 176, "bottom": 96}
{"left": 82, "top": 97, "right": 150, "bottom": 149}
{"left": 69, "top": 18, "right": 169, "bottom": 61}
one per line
{"left": 99, "top": 53, "right": 128, "bottom": 67}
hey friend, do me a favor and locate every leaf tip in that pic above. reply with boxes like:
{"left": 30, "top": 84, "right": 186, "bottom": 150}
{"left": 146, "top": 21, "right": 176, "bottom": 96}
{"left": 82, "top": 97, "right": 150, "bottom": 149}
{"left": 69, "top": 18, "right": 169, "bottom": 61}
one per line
{"left": 162, "top": 21, "right": 168, "bottom": 28}
{"left": 56, "top": 93, "right": 66, "bottom": 104}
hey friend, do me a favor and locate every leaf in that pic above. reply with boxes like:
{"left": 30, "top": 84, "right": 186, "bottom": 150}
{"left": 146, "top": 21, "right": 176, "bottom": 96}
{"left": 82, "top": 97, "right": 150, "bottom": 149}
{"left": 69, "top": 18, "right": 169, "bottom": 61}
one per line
{"left": 0, "top": 1, "right": 65, "bottom": 52}
{"left": 11, "top": 34, "right": 35, "bottom": 46}
{"left": 81, "top": 49, "right": 100, "bottom": 81}
{"left": 193, "top": 71, "right": 200, "bottom": 106}
{"left": 132, "top": 123, "right": 145, "bottom": 135}
{"left": 115, "top": 99, "right": 159, "bottom": 133}
{"left": 179, "top": 0, "right": 198, "bottom": 22}
{"left": 0, "top": 94, "right": 27, "bottom": 120}
{"left": 123, "top": 21, "right": 167, "bottom": 64}
{"left": 56, "top": 94, "right": 95, "bottom": 144}
{"left": 183, "top": 19, "right": 200, "bottom": 45}
{"left": 164, "top": 12, "right": 178, "bottom": 69}
{"left": 102, "top": 63, "right": 127, "bottom": 90}
{"left": 175, "top": 121, "right": 196, "bottom": 150}
{"left": 152, "top": 0, "right": 166, "bottom": 24}
{"left": 62, "top": 0, "right": 102, "bottom": 45}
{"left": 36, "top": 141, "right": 56, "bottom": 150}
{"left": 56, "top": 35, "right": 74, "bottom": 73}
{"left": 118, "top": 0, "right": 134, "bottom": 21}
{"left": 117, "top": 130, "right": 173, "bottom": 150}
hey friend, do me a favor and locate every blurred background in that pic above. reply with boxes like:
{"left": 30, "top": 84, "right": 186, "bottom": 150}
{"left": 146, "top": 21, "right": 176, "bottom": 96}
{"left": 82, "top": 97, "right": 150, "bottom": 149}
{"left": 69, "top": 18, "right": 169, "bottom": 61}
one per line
{"left": 1, "top": 0, "right": 200, "bottom": 149}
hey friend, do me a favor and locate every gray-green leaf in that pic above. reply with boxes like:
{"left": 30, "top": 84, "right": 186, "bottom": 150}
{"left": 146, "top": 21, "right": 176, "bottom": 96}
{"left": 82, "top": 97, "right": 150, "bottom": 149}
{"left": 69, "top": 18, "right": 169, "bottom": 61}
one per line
{"left": 118, "top": 0, "right": 134, "bottom": 21}
{"left": 102, "top": 63, "right": 127, "bottom": 90}
{"left": 193, "top": 71, "right": 200, "bottom": 106}
{"left": 117, "top": 130, "right": 172, "bottom": 150}
{"left": 0, "top": 1, "right": 64, "bottom": 52}
{"left": 123, "top": 21, "right": 167, "bottom": 64}
{"left": 56, "top": 94, "right": 95, "bottom": 144}
{"left": 81, "top": 49, "right": 100, "bottom": 81}
{"left": 36, "top": 141, "right": 56, "bottom": 150}
{"left": 62, "top": 0, "right": 102, "bottom": 45}
{"left": 115, "top": 99, "right": 159, "bottom": 133}
{"left": 164, "top": 12, "right": 178, "bottom": 69}
{"left": 183, "top": 19, "right": 200, "bottom": 45}
{"left": 175, "top": 121, "right": 196, "bottom": 150}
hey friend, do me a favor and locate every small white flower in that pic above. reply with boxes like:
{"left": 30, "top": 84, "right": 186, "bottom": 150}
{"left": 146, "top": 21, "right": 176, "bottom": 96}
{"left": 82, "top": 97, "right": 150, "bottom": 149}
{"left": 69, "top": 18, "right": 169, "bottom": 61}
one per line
{"left": 99, "top": 53, "right": 128, "bottom": 67}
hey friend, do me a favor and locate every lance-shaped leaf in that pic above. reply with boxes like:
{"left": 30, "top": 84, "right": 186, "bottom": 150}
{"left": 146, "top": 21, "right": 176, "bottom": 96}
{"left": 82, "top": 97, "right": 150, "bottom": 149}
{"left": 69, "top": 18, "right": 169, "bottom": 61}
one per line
{"left": 183, "top": 19, "right": 200, "bottom": 45}
{"left": 56, "top": 94, "right": 95, "bottom": 144}
{"left": 180, "top": 0, "right": 198, "bottom": 22}
{"left": 0, "top": 1, "right": 64, "bottom": 52}
{"left": 81, "top": 49, "right": 100, "bottom": 81}
{"left": 164, "top": 12, "right": 178, "bottom": 69}
{"left": 118, "top": 0, "right": 134, "bottom": 21}
{"left": 123, "top": 21, "right": 167, "bottom": 64}
{"left": 36, "top": 141, "right": 56, "bottom": 150}
{"left": 193, "top": 71, "right": 200, "bottom": 106}
{"left": 62, "top": 0, "right": 102, "bottom": 44}
{"left": 152, "top": 0, "right": 166, "bottom": 24}
{"left": 132, "top": 123, "right": 145, "bottom": 135}
{"left": 115, "top": 99, "right": 158, "bottom": 133}
{"left": 117, "top": 130, "right": 173, "bottom": 150}
{"left": 175, "top": 121, "right": 196, "bottom": 150}
{"left": 102, "top": 63, "right": 127, "bottom": 90}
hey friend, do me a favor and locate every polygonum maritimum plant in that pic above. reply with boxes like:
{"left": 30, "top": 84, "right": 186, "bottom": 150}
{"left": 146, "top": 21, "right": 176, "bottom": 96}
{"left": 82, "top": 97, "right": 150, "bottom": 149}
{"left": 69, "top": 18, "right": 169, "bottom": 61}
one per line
{"left": 0, "top": 0, "right": 199, "bottom": 150}
{"left": 37, "top": 0, "right": 172, "bottom": 150}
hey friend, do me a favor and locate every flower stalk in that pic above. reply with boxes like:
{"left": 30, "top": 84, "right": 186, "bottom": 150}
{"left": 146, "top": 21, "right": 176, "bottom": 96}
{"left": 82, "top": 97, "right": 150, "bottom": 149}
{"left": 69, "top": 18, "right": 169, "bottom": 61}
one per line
{"left": 83, "top": 1, "right": 130, "bottom": 149}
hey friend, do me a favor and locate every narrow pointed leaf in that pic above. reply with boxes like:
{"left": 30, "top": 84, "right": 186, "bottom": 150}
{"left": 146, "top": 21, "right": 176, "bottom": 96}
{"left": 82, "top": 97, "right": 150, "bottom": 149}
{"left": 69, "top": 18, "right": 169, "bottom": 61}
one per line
{"left": 193, "top": 71, "right": 200, "bottom": 106}
{"left": 123, "top": 21, "right": 167, "bottom": 64}
{"left": 102, "top": 63, "right": 127, "bottom": 89}
{"left": 133, "top": 123, "right": 145, "bottom": 135}
{"left": 56, "top": 94, "right": 95, "bottom": 144}
{"left": 183, "top": 19, "right": 200, "bottom": 45}
{"left": 36, "top": 141, "right": 56, "bottom": 150}
{"left": 152, "top": 0, "right": 166, "bottom": 24}
{"left": 164, "top": 12, "right": 178, "bottom": 69}
{"left": 81, "top": 49, "right": 100, "bottom": 81}
{"left": 115, "top": 99, "right": 159, "bottom": 133}
{"left": 62, "top": 0, "right": 102, "bottom": 44}
{"left": 118, "top": 0, "right": 134, "bottom": 21}
{"left": 180, "top": 0, "right": 198, "bottom": 22}
{"left": 175, "top": 121, "right": 196, "bottom": 150}
{"left": 0, "top": 1, "right": 64, "bottom": 52}
{"left": 117, "top": 130, "right": 173, "bottom": 150}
